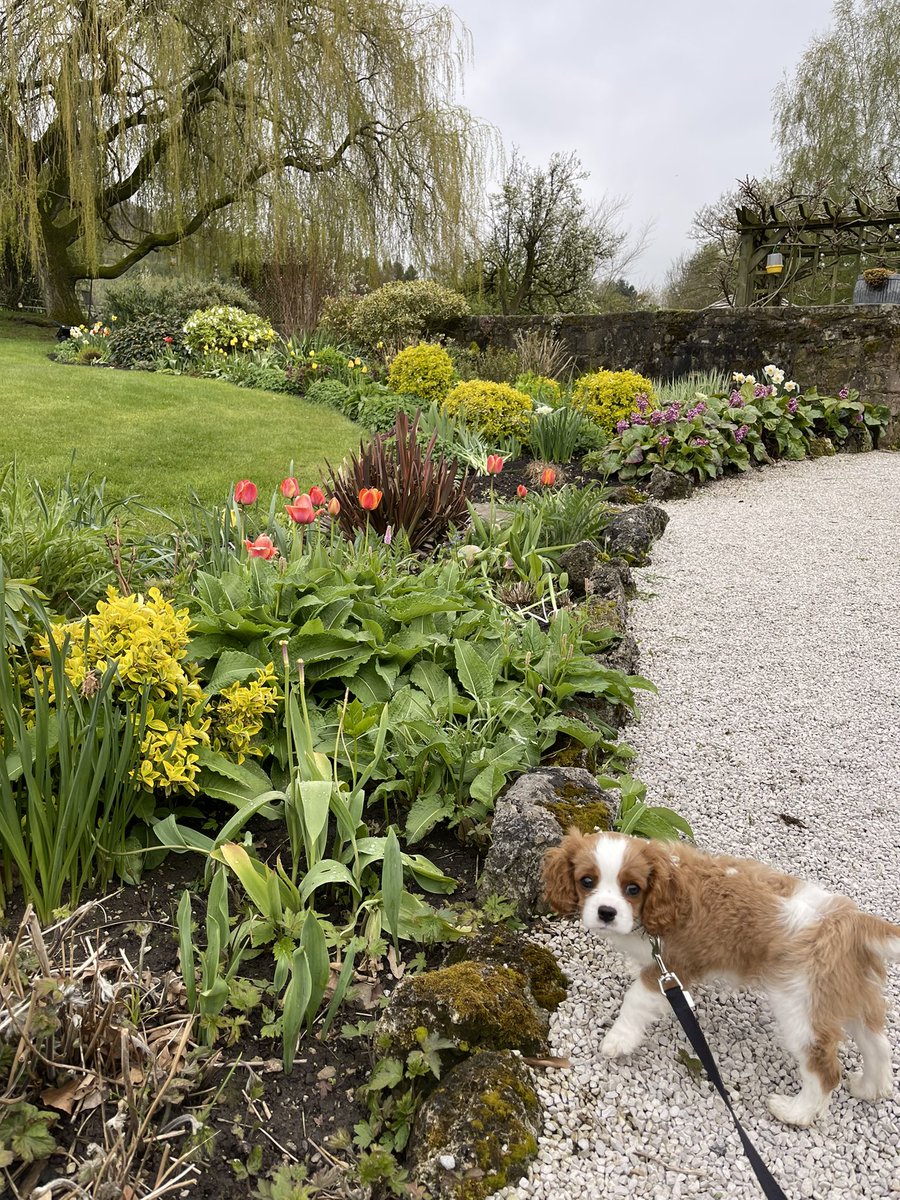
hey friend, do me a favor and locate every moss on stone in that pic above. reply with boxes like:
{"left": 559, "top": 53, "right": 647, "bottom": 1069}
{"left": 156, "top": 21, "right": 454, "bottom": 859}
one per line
{"left": 808, "top": 435, "right": 836, "bottom": 458}
{"left": 381, "top": 961, "right": 549, "bottom": 1057}
{"left": 446, "top": 928, "right": 568, "bottom": 1014}
{"left": 580, "top": 596, "right": 625, "bottom": 635}
{"left": 413, "top": 1051, "right": 541, "bottom": 1200}
{"left": 545, "top": 797, "right": 613, "bottom": 835}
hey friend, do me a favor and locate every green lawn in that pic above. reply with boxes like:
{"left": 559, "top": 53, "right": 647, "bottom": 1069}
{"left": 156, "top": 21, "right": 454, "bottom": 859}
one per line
{"left": 0, "top": 311, "right": 362, "bottom": 517}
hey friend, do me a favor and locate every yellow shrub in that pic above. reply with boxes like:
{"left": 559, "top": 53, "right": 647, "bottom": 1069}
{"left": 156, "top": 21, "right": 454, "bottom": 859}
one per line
{"left": 571, "top": 369, "right": 656, "bottom": 432}
{"left": 388, "top": 343, "right": 455, "bottom": 405}
{"left": 443, "top": 379, "right": 534, "bottom": 441}
{"left": 212, "top": 664, "right": 279, "bottom": 764}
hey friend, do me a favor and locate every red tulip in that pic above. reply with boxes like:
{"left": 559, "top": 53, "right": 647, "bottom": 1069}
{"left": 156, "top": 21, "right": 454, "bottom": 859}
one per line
{"left": 359, "top": 487, "right": 383, "bottom": 511}
{"left": 328, "top": 496, "right": 341, "bottom": 516}
{"left": 309, "top": 485, "right": 326, "bottom": 505}
{"left": 245, "top": 534, "right": 277, "bottom": 559}
{"left": 516, "top": 484, "right": 528, "bottom": 498}
{"left": 281, "top": 476, "right": 299, "bottom": 498}
{"left": 163, "top": 335, "right": 174, "bottom": 345}
{"left": 486, "top": 454, "right": 504, "bottom": 475}
{"left": 539, "top": 467, "right": 557, "bottom": 487}
{"left": 234, "top": 479, "right": 258, "bottom": 505}
{"left": 286, "top": 495, "right": 317, "bottom": 524}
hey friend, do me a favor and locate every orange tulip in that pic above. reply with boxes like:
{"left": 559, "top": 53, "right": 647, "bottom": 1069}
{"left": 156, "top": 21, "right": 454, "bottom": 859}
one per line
{"left": 309, "top": 485, "right": 326, "bottom": 505}
{"left": 286, "top": 496, "right": 317, "bottom": 524}
{"left": 516, "top": 484, "right": 528, "bottom": 498}
{"left": 328, "top": 496, "right": 341, "bottom": 516}
{"left": 359, "top": 487, "right": 383, "bottom": 511}
{"left": 280, "top": 476, "right": 299, "bottom": 498}
{"left": 245, "top": 534, "right": 277, "bottom": 559}
{"left": 234, "top": 479, "right": 258, "bottom": 505}
{"left": 486, "top": 454, "right": 504, "bottom": 475}
{"left": 539, "top": 467, "right": 557, "bottom": 487}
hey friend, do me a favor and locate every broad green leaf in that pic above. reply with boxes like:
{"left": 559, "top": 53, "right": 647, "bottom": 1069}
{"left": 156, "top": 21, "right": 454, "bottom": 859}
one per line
{"left": 282, "top": 949, "right": 312, "bottom": 1072}
{"left": 366, "top": 1057, "right": 405, "bottom": 1091}
{"left": 214, "top": 843, "right": 272, "bottom": 915}
{"left": 301, "top": 911, "right": 331, "bottom": 1026}
{"left": 404, "top": 793, "right": 453, "bottom": 844}
{"left": 469, "top": 762, "right": 506, "bottom": 804}
{"left": 297, "top": 859, "right": 361, "bottom": 903}
{"left": 176, "top": 889, "right": 197, "bottom": 1010}
{"left": 296, "top": 780, "right": 333, "bottom": 854}
{"left": 383, "top": 592, "right": 465, "bottom": 621}
{"left": 453, "top": 639, "right": 495, "bottom": 702}
{"left": 381, "top": 828, "right": 403, "bottom": 941}
{"left": 204, "top": 649, "right": 267, "bottom": 695}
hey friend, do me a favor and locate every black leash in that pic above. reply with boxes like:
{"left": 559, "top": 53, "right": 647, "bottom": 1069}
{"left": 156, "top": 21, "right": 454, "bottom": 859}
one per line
{"left": 650, "top": 936, "right": 790, "bottom": 1200}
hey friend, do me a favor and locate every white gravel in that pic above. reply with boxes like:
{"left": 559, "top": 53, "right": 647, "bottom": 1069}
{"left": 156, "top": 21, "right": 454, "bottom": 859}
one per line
{"left": 496, "top": 453, "right": 900, "bottom": 1200}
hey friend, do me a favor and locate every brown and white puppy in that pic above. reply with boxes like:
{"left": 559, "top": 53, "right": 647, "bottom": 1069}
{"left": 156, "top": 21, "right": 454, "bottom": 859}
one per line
{"left": 543, "top": 829, "right": 900, "bottom": 1126}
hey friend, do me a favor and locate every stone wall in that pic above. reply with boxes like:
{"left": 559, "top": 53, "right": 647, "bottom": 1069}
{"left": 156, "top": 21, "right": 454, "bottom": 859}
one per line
{"left": 453, "top": 307, "right": 900, "bottom": 447}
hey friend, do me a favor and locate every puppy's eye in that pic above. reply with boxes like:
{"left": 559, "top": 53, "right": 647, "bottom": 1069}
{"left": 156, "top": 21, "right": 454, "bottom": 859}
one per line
{"left": 624, "top": 883, "right": 641, "bottom": 897}
{"left": 578, "top": 875, "right": 595, "bottom": 889}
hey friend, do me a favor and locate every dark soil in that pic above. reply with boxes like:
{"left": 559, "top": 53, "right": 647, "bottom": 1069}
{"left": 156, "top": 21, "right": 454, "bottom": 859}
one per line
{"left": 470, "top": 453, "right": 611, "bottom": 503}
{"left": 5, "top": 822, "right": 483, "bottom": 1200}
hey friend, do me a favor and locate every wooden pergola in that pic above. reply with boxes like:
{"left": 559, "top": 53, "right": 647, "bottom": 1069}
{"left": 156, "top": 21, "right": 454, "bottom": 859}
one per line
{"left": 733, "top": 196, "right": 900, "bottom": 306}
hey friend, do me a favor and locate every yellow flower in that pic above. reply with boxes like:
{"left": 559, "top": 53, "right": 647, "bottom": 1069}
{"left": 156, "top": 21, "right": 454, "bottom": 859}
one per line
{"left": 354, "top": 357, "right": 362, "bottom": 367}
{"left": 242, "top": 340, "right": 249, "bottom": 348}
{"left": 361, "top": 365, "right": 368, "bottom": 373}
{"left": 311, "top": 362, "right": 318, "bottom": 370}
{"left": 230, "top": 337, "right": 238, "bottom": 346}
{"left": 376, "top": 341, "right": 384, "bottom": 349}
{"left": 309, "top": 350, "right": 316, "bottom": 358}
{"left": 111, "top": 314, "right": 118, "bottom": 321}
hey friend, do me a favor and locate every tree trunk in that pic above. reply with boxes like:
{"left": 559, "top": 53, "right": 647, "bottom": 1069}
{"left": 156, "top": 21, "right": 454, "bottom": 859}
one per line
{"left": 37, "top": 216, "right": 85, "bottom": 324}
{"left": 38, "top": 257, "right": 84, "bottom": 325}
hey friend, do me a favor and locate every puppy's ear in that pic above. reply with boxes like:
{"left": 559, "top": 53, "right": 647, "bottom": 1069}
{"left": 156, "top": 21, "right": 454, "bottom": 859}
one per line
{"left": 542, "top": 828, "right": 587, "bottom": 916}
{"left": 638, "top": 840, "right": 686, "bottom": 936}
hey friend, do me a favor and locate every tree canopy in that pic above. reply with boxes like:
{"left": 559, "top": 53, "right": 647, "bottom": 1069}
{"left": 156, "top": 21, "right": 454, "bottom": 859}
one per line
{"left": 774, "top": 0, "right": 900, "bottom": 189}
{"left": 0, "top": 0, "right": 489, "bottom": 320}
{"left": 473, "top": 151, "right": 629, "bottom": 315}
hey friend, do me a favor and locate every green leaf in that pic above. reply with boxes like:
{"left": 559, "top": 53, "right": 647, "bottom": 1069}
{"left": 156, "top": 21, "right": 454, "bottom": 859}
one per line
{"left": 453, "top": 639, "right": 495, "bottom": 702}
{"left": 297, "top": 859, "right": 361, "bottom": 903}
{"left": 404, "top": 793, "right": 453, "bottom": 843}
{"left": 366, "top": 1057, "right": 405, "bottom": 1092}
{"left": 301, "top": 911, "right": 331, "bottom": 1027}
{"left": 381, "top": 827, "right": 403, "bottom": 941}
{"left": 282, "top": 949, "right": 312, "bottom": 1073}
{"left": 383, "top": 592, "right": 466, "bottom": 621}
{"left": 469, "top": 762, "right": 506, "bottom": 804}
{"left": 204, "top": 649, "right": 266, "bottom": 695}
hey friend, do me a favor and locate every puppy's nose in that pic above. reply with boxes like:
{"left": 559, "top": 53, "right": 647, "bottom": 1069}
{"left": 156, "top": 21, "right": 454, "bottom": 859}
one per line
{"left": 597, "top": 905, "right": 617, "bottom": 924}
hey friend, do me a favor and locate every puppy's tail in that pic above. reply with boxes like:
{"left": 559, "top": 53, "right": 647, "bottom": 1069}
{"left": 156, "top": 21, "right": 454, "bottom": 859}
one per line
{"left": 863, "top": 914, "right": 900, "bottom": 960}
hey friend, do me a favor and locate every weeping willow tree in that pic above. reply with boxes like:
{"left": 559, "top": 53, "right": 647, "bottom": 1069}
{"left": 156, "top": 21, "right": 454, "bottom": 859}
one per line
{"left": 0, "top": 0, "right": 489, "bottom": 322}
{"left": 774, "top": 0, "right": 900, "bottom": 189}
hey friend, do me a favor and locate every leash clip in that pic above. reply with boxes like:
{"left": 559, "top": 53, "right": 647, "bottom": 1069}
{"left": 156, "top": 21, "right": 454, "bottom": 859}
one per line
{"left": 649, "top": 935, "right": 695, "bottom": 1009}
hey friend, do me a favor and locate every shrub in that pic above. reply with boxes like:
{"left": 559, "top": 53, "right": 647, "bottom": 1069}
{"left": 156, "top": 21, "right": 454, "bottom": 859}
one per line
{"left": 513, "top": 328, "right": 574, "bottom": 379}
{"left": 182, "top": 305, "right": 276, "bottom": 355}
{"left": 515, "top": 372, "right": 562, "bottom": 404}
{"left": 572, "top": 369, "right": 657, "bottom": 432}
{"left": 527, "top": 404, "right": 591, "bottom": 463}
{"left": 105, "top": 274, "right": 256, "bottom": 326}
{"left": 304, "top": 378, "right": 353, "bottom": 412}
{"left": 322, "top": 280, "right": 469, "bottom": 349}
{"left": 446, "top": 342, "right": 519, "bottom": 383}
{"left": 108, "top": 314, "right": 181, "bottom": 368}
{"left": 354, "top": 387, "right": 421, "bottom": 433}
{"left": 327, "top": 411, "right": 474, "bottom": 550}
{"left": 388, "top": 343, "right": 455, "bottom": 404}
{"left": 443, "top": 379, "right": 534, "bottom": 441}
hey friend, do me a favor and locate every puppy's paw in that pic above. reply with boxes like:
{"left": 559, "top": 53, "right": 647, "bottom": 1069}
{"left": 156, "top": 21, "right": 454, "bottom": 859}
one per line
{"left": 848, "top": 1070, "right": 893, "bottom": 1101}
{"left": 600, "top": 1024, "right": 643, "bottom": 1058}
{"left": 767, "top": 1092, "right": 826, "bottom": 1127}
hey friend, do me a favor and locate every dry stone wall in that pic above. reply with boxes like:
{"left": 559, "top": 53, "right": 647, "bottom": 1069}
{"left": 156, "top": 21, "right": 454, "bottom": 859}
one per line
{"left": 452, "top": 307, "right": 900, "bottom": 446}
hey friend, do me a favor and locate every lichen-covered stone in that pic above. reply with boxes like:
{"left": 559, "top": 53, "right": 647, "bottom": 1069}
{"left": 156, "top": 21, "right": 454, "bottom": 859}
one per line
{"left": 808, "top": 435, "right": 836, "bottom": 458}
{"left": 595, "top": 628, "right": 639, "bottom": 676}
{"left": 377, "top": 961, "right": 550, "bottom": 1058}
{"left": 559, "top": 540, "right": 600, "bottom": 596}
{"left": 478, "top": 767, "right": 617, "bottom": 918}
{"left": 445, "top": 928, "right": 568, "bottom": 1014}
{"left": 645, "top": 465, "right": 694, "bottom": 501}
{"left": 410, "top": 1051, "right": 541, "bottom": 1200}
{"left": 605, "top": 484, "right": 647, "bottom": 505}
{"left": 580, "top": 592, "right": 627, "bottom": 634}
{"left": 603, "top": 504, "right": 669, "bottom": 564}
{"left": 844, "top": 422, "right": 874, "bottom": 453}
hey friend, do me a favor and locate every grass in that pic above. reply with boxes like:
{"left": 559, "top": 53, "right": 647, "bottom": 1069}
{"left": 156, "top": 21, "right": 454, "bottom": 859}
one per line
{"left": 0, "top": 311, "right": 362, "bottom": 518}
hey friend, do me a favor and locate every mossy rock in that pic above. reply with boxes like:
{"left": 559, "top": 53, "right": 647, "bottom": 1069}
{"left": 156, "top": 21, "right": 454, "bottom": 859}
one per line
{"left": 410, "top": 1051, "right": 541, "bottom": 1200}
{"left": 580, "top": 595, "right": 626, "bottom": 635}
{"left": 378, "top": 961, "right": 550, "bottom": 1058}
{"left": 844, "top": 422, "right": 874, "bottom": 453}
{"left": 545, "top": 796, "right": 614, "bottom": 837}
{"left": 445, "top": 928, "right": 568, "bottom": 1014}
{"left": 808, "top": 435, "right": 836, "bottom": 458}
{"left": 605, "top": 484, "right": 648, "bottom": 505}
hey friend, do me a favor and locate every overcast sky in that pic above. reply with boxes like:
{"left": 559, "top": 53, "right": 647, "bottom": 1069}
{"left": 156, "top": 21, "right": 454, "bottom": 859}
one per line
{"left": 448, "top": 0, "right": 834, "bottom": 289}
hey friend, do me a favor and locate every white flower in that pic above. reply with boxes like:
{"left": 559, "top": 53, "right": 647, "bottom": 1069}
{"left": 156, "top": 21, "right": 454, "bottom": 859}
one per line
{"left": 536, "top": 404, "right": 553, "bottom": 416}
{"left": 744, "top": 374, "right": 756, "bottom": 386}
{"left": 763, "top": 364, "right": 777, "bottom": 378}
{"left": 732, "top": 371, "right": 746, "bottom": 383}
{"left": 784, "top": 380, "right": 799, "bottom": 393}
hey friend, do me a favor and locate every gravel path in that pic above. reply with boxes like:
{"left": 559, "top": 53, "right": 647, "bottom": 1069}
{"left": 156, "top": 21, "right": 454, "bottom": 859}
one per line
{"left": 498, "top": 453, "right": 900, "bottom": 1200}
